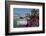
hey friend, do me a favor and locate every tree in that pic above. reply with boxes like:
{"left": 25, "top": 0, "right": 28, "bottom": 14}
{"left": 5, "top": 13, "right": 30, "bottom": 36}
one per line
{"left": 31, "top": 9, "right": 39, "bottom": 18}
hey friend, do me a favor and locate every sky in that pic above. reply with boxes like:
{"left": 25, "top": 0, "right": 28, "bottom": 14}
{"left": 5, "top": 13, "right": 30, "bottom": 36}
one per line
{"left": 13, "top": 8, "right": 32, "bottom": 14}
